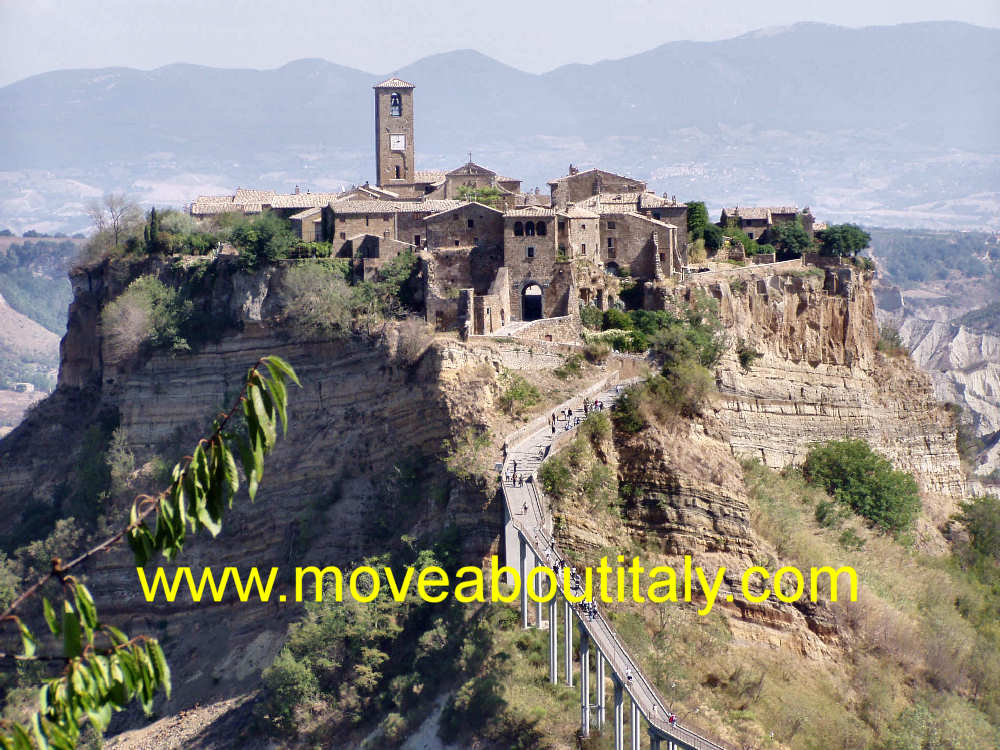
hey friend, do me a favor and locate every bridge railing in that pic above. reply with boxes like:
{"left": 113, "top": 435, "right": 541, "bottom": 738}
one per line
{"left": 500, "top": 377, "right": 736, "bottom": 750}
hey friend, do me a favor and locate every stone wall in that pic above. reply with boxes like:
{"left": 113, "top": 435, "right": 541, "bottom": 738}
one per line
{"left": 425, "top": 204, "right": 503, "bottom": 251}
{"left": 550, "top": 170, "right": 646, "bottom": 208}
{"left": 507, "top": 314, "right": 582, "bottom": 344}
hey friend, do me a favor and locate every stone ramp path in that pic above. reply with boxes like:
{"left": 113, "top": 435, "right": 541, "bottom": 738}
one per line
{"left": 501, "top": 375, "right": 733, "bottom": 750}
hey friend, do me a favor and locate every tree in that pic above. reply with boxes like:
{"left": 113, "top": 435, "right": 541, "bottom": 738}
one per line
{"left": 229, "top": 211, "right": 296, "bottom": 269}
{"left": 0, "top": 357, "right": 299, "bottom": 749}
{"left": 816, "top": 224, "right": 871, "bottom": 258}
{"left": 802, "top": 439, "right": 921, "bottom": 534}
{"left": 768, "top": 218, "right": 813, "bottom": 259}
{"left": 686, "top": 201, "right": 709, "bottom": 241}
{"left": 87, "top": 194, "right": 141, "bottom": 249}
{"left": 702, "top": 224, "right": 724, "bottom": 253}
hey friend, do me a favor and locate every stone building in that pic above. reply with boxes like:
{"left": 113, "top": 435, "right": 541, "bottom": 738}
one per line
{"left": 548, "top": 167, "right": 646, "bottom": 208}
{"left": 719, "top": 206, "right": 816, "bottom": 241}
{"left": 188, "top": 77, "right": 713, "bottom": 336}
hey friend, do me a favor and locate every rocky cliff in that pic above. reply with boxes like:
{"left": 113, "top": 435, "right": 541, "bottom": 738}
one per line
{"left": 895, "top": 317, "right": 1000, "bottom": 477}
{"left": 0, "top": 256, "right": 555, "bottom": 721}
{"left": 684, "top": 265, "right": 966, "bottom": 539}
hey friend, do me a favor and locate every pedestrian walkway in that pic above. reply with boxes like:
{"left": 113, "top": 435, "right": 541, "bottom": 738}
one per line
{"left": 500, "top": 374, "right": 733, "bottom": 750}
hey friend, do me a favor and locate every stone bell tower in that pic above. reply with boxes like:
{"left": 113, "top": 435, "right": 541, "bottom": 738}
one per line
{"left": 374, "top": 77, "right": 415, "bottom": 188}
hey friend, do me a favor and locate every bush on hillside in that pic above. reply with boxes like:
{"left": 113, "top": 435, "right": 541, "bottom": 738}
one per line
{"left": 802, "top": 439, "right": 921, "bottom": 534}
{"left": 877, "top": 326, "right": 908, "bottom": 357}
{"left": 498, "top": 372, "right": 540, "bottom": 417}
{"left": 579, "top": 304, "right": 603, "bottom": 330}
{"left": 230, "top": 211, "right": 296, "bottom": 268}
{"left": 102, "top": 275, "right": 192, "bottom": 361}
{"left": 281, "top": 261, "right": 353, "bottom": 338}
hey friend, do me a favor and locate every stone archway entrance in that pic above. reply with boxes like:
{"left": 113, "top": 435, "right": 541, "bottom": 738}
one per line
{"left": 522, "top": 283, "right": 543, "bottom": 321}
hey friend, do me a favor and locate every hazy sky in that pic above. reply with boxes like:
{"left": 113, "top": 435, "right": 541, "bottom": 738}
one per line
{"left": 1, "top": 0, "right": 998, "bottom": 86}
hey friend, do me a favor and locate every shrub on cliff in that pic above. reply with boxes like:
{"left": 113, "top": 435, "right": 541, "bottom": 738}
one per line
{"left": 282, "top": 261, "right": 353, "bottom": 338}
{"left": 498, "top": 371, "right": 541, "bottom": 417}
{"left": 803, "top": 439, "right": 921, "bottom": 534}
{"left": 102, "top": 275, "right": 192, "bottom": 361}
{"left": 230, "top": 210, "right": 296, "bottom": 268}
{"left": 877, "top": 325, "right": 908, "bottom": 358}
{"left": 817, "top": 224, "right": 871, "bottom": 258}
{"left": 954, "top": 494, "right": 1000, "bottom": 566}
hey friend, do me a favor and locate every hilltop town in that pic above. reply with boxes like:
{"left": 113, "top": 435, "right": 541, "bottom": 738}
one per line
{"left": 190, "top": 78, "right": 830, "bottom": 337}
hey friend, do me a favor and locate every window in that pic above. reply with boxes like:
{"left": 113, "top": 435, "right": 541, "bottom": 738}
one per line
{"left": 390, "top": 93, "right": 402, "bottom": 117}
{"left": 607, "top": 237, "right": 615, "bottom": 249}
{"left": 467, "top": 219, "right": 474, "bottom": 228}
{"left": 581, "top": 224, "right": 586, "bottom": 229}
{"left": 454, "top": 240, "right": 459, "bottom": 246}
{"left": 747, "top": 231, "right": 754, "bottom": 239}
{"left": 558, "top": 221, "right": 566, "bottom": 231}
{"left": 525, "top": 222, "right": 535, "bottom": 236}
{"left": 384, "top": 231, "right": 390, "bottom": 239}
{"left": 582, "top": 244, "right": 586, "bottom": 253}
{"left": 414, "top": 235, "right": 421, "bottom": 246}
{"left": 607, "top": 221, "right": 616, "bottom": 230}
{"left": 394, "top": 165, "right": 401, "bottom": 179}
{"left": 536, "top": 221, "right": 547, "bottom": 236}
{"left": 365, "top": 216, "right": 370, "bottom": 226}
{"left": 339, "top": 217, "right": 346, "bottom": 223}
{"left": 527, "top": 247, "right": 535, "bottom": 258}
{"left": 340, "top": 232, "right": 346, "bottom": 239}
{"left": 653, "top": 212, "right": 661, "bottom": 220}
{"left": 473, "top": 237, "right": 478, "bottom": 245}
{"left": 514, "top": 221, "right": 524, "bottom": 236}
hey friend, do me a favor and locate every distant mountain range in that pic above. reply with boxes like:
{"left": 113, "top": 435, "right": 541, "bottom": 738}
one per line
{"left": 1, "top": 21, "right": 998, "bottom": 233}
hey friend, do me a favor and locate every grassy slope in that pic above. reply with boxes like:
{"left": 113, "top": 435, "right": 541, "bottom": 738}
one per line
{"left": 531, "top": 421, "right": 1000, "bottom": 749}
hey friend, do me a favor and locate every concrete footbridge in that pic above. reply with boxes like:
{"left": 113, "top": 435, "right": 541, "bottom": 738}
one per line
{"left": 500, "top": 373, "right": 733, "bottom": 750}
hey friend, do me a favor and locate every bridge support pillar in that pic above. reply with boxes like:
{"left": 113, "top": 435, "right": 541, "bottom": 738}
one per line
{"left": 519, "top": 534, "right": 529, "bottom": 629}
{"left": 613, "top": 675, "right": 624, "bottom": 750}
{"left": 647, "top": 728, "right": 661, "bottom": 750}
{"left": 596, "top": 651, "right": 606, "bottom": 728}
{"left": 564, "top": 600, "right": 573, "bottom": 686}
{"left": 548, "top": 594, "right": 558, "bottom": 684}
{"left": 579, "top": 621, "right": 590, "bottom": 737}
{"left": 534, "top": 551, "right": 543, "bottom": 626}
{"left": 631, "top": 697, "right": 641, "bottom": 750}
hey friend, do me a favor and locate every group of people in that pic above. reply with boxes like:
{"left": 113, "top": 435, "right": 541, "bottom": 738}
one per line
{"left": 506, "top": 459, "right": 534, "bottom": 488}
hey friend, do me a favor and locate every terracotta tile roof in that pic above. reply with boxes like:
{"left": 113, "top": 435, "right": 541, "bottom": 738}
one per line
{"left": 724, "top": 206, "right": 800, "bottom": 221}
{"left": 561, "top": 204, "right": 600, "bottom": 219}
{"left": 622, "top": 211, "right": 677, "bottom": 230}
{"left": 190, "top": 200, "right": 240, "bottom": 215}
{"left": 413, "top": 170, "right": 447, "bottom": 184}
{"left": 270, "top": 192, "right": 344, "bottom": 208}
{"left": 374, "top": 77, "right": 415, "bottom": 88}
{"left": 638, "top": 193, "right": 685, "bottom": 209}
{"left": 330, "top": 199, "right": 465, "bottom": 214}
{"left": 447, "top": 161, "right": 496, "bottom": 177}
{"left": 546, "top": 167, "right": 642, "bottom": 186}
{"left": 424, "top": 202, "right": 504, "bottom": 221}
{"left": 289, "top": 207, "right": 323, "bottom": 220}
{"left": 233, "top": 189, "right": 277, "bottom": 203}
{"left": 504, "top": 207, "right": 561, "bottom": 217}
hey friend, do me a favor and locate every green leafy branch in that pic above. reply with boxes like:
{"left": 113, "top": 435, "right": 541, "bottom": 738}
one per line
{"left": 0, "top": 355, "right": 300, "bottom": 749}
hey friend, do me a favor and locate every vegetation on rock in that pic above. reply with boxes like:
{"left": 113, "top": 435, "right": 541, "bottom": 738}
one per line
{"left": 802, "top": 439, "right": 921, "bottom": 534}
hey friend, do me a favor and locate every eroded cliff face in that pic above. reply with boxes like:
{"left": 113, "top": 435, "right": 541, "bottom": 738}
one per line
{"left": 688, "top": 266, "right": 966, "bottom": 536}
{"left": 896, "top": 317, "right": 1000, "bottom": 476}
{"left": 0, "top": 256, "right": 539, "bottom": 719}
{"left": 552, "top": 264, "right": 966, "bottom": 666}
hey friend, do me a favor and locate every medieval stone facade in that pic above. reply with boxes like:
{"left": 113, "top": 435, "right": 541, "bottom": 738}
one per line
{"left": 188, "top": 78, "right": 818, "bottom": 337}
